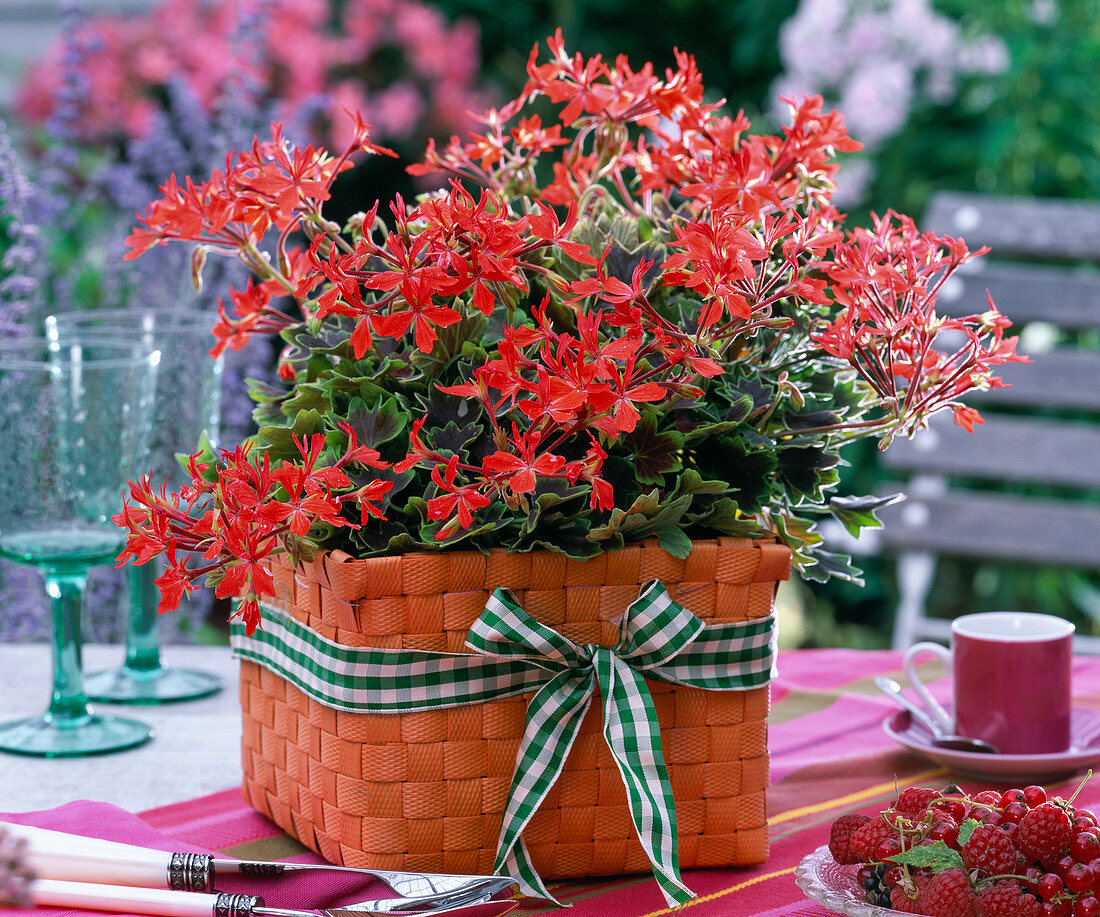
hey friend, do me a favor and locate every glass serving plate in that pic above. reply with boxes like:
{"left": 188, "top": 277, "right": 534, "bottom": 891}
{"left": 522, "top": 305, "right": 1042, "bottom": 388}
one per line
{"left": 794, "top": 845, "right": 898, "bottom": 917}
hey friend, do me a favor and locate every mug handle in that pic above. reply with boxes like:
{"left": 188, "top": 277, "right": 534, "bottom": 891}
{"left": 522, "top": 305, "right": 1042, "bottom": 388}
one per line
{"left": 902, "top": 642, "right": 954, "bottom": 734}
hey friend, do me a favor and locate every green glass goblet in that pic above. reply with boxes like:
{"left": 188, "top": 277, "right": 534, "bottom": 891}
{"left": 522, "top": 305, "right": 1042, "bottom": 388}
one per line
{"left": 0, "top": 338, "right": 159, "bottom": 756}
{"left": 46, "top": 309, "right": 224, "bottom": 704}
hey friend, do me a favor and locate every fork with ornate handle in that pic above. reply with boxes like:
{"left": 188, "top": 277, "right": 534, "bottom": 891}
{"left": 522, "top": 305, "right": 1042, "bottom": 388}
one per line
{"left": 7, "top": 824, "right": 514, "bottom": 903}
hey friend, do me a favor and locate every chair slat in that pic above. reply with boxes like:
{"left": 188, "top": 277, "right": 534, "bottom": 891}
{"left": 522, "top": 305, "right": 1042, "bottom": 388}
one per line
{"left": 924, "top": 192, "right": 1100, "bottom": 261}
{"left": 878, "top": 491, "right": 1100, "bottom": 570}
{"left": 882, "top": 413, "right": 1100, "bottom": 490}
{"left": 938, "top": 261, "right": 1100, "bottom": 330}
{"left": 963, "top": 350, "right": 1100, "bottom": 413}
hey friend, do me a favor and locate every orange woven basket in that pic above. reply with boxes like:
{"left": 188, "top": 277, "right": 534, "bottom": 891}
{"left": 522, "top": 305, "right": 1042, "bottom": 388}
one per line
{"left": 239, "top": 537, "right": 789, "bottom": 878}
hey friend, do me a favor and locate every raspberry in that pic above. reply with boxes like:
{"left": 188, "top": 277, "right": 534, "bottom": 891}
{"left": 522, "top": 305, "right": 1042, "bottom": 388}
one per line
{"left": 891, "top": 880, "right": 926, "bottom": 914}
{"left": 1020, "top": 803, "right": 1075, "bottom": 862}
{"left": 921, "top": 867, "right": 978, "bottom": 917}
{"left": 977, "top": 879, "right": 1042, "bottom": 917}
{"left": 850, "top": 818, "right": 901, "bottom": 862}
{"left": 895, "top": 786, "right": 942, "bottom": 815}
{"left": 828, "top": 813, "right": 872, "bottom": 865}
{"left": 962, "top": 823, "right": 1019, "bottom": 876}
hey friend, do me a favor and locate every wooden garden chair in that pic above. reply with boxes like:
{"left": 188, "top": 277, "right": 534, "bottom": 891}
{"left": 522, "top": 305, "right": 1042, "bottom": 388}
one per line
{"left": 879, "top": 191, "right": 1100, "bottom": 650}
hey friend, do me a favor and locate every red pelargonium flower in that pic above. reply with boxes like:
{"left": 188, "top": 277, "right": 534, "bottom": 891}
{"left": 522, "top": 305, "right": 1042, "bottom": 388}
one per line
{"left": 814, "top": 212, "right": 1028, "bottom": 436}
{"left": 482, "top": 427, "right": 566, "bottom": 495}
{"left": 662, "top": 211, "right": 769, "bottom": 324}
{"left": 114, "top": 426, "right": 391, "bottom": 635}
{"left": 126, "top": 119, "right": 387, "bottom": 259}
{"left": 426, "top": 456, "right": 491, "bottom": 537}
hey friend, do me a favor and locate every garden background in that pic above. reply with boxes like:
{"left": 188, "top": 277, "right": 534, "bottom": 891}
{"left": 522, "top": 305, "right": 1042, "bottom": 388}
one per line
{"left": 0, "top": 0, "right": 1096, "bottom": 648}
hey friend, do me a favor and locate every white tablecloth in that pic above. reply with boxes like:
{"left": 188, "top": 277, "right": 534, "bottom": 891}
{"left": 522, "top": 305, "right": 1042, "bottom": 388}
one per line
{"left": 0, "top": 643, "right": 242, "bottom": 813}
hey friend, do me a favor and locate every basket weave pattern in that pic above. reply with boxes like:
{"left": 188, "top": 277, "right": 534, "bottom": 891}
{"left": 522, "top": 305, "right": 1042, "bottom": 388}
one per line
{"left": 240, "top": 538, "right": 789, "bottom": 877}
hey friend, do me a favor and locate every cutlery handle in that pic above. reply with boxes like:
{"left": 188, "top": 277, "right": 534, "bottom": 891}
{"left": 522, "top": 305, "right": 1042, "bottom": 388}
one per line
{"left": 210, "top": 859, "right": 290, "bottom": 878}
{"left": 29, "top": 879, "right": 263, "bottom": 917}
{"left": 5, "top": 823, "right": 214, "bottom": 891}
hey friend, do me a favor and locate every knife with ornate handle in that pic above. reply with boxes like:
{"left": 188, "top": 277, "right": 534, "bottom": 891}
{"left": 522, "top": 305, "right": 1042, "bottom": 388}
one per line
{"left": 7, "top": 823, "right": 514, "bottom": 901}
{"left": 26, "top": 878, "right": 513, "bottom": 916}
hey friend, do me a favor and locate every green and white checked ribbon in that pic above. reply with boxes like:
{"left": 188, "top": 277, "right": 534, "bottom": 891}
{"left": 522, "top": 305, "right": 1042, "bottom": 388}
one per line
{"left": 231, "top": 580, "right": 776, "bottom": 909}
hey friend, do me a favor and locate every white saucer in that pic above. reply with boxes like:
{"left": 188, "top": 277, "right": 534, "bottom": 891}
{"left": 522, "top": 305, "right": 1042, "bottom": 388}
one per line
{"left": 883, "top": 707, "right": 1100, "bottom": 782}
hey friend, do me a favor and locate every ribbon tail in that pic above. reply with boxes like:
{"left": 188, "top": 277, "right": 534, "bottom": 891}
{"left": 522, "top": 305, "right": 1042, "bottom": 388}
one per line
{"left": 492, "top": 668, "right": 594, "bottom": 900}
{"left": 499, "top": 839, "right": 564, "bottom": 907}
{"left": 596, "top": 652, "right": 695, "bottom": 909}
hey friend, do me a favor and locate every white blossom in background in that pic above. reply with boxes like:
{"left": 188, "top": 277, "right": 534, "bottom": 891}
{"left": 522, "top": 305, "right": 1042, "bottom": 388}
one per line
{"left": 772, "top": 0, "right": 1009, "bottom": 205}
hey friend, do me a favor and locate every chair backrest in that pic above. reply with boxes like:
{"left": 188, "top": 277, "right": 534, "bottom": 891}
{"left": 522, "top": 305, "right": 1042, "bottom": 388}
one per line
{"left": 879, "top": 192, "right": 1100, "bottom": 648}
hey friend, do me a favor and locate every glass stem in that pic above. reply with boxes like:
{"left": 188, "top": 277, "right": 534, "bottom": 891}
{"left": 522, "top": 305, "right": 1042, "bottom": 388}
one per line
{"left": 45, "top": 571, "right": 93, "bottom": 724}
{"left": 122, "top": 562, "right": 166, "bottom": 675}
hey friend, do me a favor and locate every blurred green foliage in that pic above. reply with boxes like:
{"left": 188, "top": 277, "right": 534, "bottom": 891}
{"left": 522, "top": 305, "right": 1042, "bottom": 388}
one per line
{"left": 433, "top": 0, "right": 797, "bottom": 111}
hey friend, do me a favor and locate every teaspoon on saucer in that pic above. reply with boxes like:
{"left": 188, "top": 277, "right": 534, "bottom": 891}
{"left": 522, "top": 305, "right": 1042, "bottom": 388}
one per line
{"left": 873, "top": 676, "right": 1000, "bottom": 755}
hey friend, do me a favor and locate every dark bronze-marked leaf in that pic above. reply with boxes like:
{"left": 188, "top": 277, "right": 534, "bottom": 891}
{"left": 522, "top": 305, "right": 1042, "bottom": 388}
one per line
{"left": 623, "top": 413, "right": 683, "bottom": 485}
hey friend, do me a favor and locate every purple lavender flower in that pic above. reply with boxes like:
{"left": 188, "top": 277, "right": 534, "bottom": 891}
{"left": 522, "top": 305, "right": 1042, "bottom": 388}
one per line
{"left": 0, "top": 118, "right": 40, "bottom": 339}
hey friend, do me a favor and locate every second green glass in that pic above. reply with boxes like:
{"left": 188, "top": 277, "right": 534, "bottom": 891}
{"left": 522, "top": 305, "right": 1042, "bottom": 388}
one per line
{"left": 46, "top": 309, "right": 225, "bottom": 704}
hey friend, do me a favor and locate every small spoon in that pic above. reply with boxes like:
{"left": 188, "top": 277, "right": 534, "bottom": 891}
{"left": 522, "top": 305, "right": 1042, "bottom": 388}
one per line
{"left": 874, "top": 676, "right": 1000, "bottom": 755}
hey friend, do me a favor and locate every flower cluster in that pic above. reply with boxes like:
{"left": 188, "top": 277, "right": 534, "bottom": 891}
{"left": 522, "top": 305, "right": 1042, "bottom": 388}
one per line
{"left": 16, "top": 0, "right": 488, "bottom": 155}
{"left": 115, "top": 32, "right": 1026, "bottom": 633}
{"left": 116, "top": 428, "right": 391, "bottom": 633}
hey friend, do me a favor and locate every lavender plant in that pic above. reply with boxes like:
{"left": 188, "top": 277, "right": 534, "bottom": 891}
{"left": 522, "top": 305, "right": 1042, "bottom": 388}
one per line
{"left": 0, "top": 3, "right": 287, "bottom": 643}
{"left": 0, "top": 119, "right": 40, "bottom": 339}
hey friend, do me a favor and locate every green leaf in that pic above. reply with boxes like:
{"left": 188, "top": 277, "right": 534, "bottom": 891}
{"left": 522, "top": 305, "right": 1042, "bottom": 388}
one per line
{"left": 689, "top": 434, "right": 776, "bottom": 514}
{"left": 247, "top": 378, "right": 288, "bottom": 404}
{"left": 797, "top": 549, "right": 864, "bottom": 586}
{"left": 956, "top": 818, "right": 979, "bottom": 849}
{"left": 588, "top": 491, "right": 693, "bottom": 542}
{"left": 887, "top": 840, "right": 965, "bottom": 873}
{"left": 430, "top": 420, "right": 487, "bottom": 457}
{"left": 830, "top": 492, "right": 905, "bottom": 538}
{"left": 344, "top": 396, "right": 408, "bottom": 449}
{"left": 726, "top": 394, "right": 754, "bottom": 424}
{"left": 671, "top": 468, "right": 729, "bottom": 498}
{"left": 681, "top": 419, "right": 747, "bottom": 444}
{"left": 776, "top": 445, "right": 840, "bottom": 501}
{"left": 686, "top": 498, "right": 764, "bottom": 537}
{"left": 656, "top": 525, "right": 694, "bottom": 559}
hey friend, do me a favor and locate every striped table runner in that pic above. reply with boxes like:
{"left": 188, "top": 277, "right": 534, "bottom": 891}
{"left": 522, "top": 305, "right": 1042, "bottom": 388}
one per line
{"left": 11, "top": 648, "right": 1100, "bottom": 916}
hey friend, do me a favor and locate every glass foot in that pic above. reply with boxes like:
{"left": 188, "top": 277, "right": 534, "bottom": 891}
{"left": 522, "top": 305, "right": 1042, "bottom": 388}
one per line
{"left": 0, "top": 712, "right": 153, "bottom": 757}
{"left": 85, "top": 665, "right": 224, "bottom": 704}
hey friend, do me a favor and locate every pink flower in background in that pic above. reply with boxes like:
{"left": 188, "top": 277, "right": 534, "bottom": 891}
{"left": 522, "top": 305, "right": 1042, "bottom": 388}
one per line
{"left": 16, "top": 0, "right": 491, "bottom": 155}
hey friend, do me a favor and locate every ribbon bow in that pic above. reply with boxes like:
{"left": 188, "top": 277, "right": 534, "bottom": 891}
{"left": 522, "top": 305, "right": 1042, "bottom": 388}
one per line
{"left": 465, "top": 580, "right": 775, "bottom": 908}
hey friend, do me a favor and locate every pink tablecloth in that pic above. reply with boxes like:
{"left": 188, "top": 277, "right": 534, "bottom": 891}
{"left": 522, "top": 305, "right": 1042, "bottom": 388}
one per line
{"left": 8, "top": 648, "right": 1100, "bottom": 916}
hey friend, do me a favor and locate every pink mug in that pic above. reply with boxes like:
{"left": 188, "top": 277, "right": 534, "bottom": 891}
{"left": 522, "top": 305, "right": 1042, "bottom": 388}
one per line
{"left": 903, "top": 612, "right": 1074, "bottom": 755}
